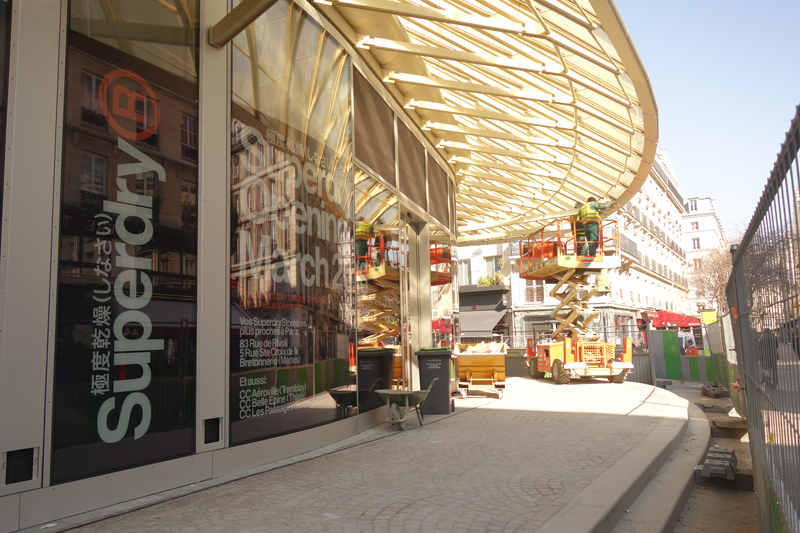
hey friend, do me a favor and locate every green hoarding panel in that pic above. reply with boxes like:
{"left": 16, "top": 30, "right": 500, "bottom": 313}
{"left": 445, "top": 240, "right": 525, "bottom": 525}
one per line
{"left": 704, "top": 357, "right": 716, "bottom": 382}
{"left": 663, "top": 331, "right": 681, "bottom": 380}
{"left": 314, "top": 362, "right": 322, "bottom": 393}
{"left": 714, "top": 355, "right": 729, "bottom": 387}
{"left": 689, "top": 357, "right": 700, "bottom": 381}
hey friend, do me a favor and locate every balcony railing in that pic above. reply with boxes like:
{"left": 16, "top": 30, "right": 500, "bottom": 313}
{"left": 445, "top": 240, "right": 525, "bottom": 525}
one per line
{"left": 182, "top": 145, "right": 198, "bottom": 162}
{"left": 620, "top": 233, "right": 640, "bottom": 259}
{"left": 81, "top": 107, "right": 106, "bottom": 130}
{"left": 81, "top": 190, "right": 106, "bottom": 211}
{"left": 139, "top": 132, "right": 159, "bottom": 149}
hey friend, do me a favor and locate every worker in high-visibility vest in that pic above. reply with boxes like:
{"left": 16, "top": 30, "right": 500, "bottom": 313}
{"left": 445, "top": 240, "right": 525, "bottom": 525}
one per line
{"left": 355, "top": 216, "right": 372, "bottom": 269}
{"left": 570, "top": 201, "right": 585, "bottom": 254}
{"left": 579, "top": 197, "right": 613, "bottom": 256}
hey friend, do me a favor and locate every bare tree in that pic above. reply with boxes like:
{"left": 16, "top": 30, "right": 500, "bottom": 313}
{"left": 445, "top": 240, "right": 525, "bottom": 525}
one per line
{"left": 740, "top": 226, "right": 799, "bottom": 331}
{"left": 691, "top": 246, "right": 732, "bottom": 313}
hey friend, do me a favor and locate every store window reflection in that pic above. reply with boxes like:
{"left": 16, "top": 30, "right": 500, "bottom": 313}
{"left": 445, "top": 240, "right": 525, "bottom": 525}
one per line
{"left": 355, "top": 168, "right": 400, "bottom": 409}
{"left": 430, "top": 222, "right": 454, "bottom": 349}
{"left": 52, "top": 0, "right": 199, "bottom": 484}
{"left": 229, "top": 0, "right": 354, "bottom": 444}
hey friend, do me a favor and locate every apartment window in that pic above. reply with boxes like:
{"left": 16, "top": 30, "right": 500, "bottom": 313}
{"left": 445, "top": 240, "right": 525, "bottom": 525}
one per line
{"left": 183, "top": 256, "right": 196, "bottom": 277}
{"left": 160, "top": 253, "right": 170, "bottom": 273}
{"left": 485, "top": 255, "right": 502, "bottom": 274}
{"left": 693, "top": 259, "right": 702, "bottom": 269}
{"left": 181, "top": 114, "right": 198, "bottom": 161}
{"left": 689, "top": 199, "right": 697, "bottom": 211}
{"left": 691, "top": 222, "right": 699, "bottom": 230}
{"left": 135, "top": 98, "right": 158, "bottom": 148}
{"left": 248, "top": 141, "right": 264, "bottom": 175}
{"left": 80, "top": 152, "right": 106, "bottom": 195}
{"left": 692, "top": 238, "right": 700, "bottom": 250}
{"left": 232, "top": 154, "right": 242, "bottom": 184}
{"left": 458, "top": 260, "right": 471, "bottom": 286}
{"left": 182, "top": 182, "right": 197, "bottom": 228}
{"left": 136, "top": 171, "right": 157, "bottom": 198}
{"left": 525, "top": 279, "right": 545, "bottom": 303}
{"left": 231, "top": 119, "right": 243, "bottom": 145}
{"left": 80, "top": 73, "right": 105, "bottom": 129}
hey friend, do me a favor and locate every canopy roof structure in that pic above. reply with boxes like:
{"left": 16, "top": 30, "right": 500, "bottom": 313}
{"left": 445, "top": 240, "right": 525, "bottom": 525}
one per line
{"left": 314, "top": 0, "right": 657, "bottom": 245}
{"left": 209, "top": 0, "right": 658, "bottom": 245}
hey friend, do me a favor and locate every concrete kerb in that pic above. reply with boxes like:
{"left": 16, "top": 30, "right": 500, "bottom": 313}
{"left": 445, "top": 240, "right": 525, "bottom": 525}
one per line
{"left": 534, "top": 385, "right": 691, "bottom": 533}
{"left": 610, "top": 399, "right": 712, "bottom": 533}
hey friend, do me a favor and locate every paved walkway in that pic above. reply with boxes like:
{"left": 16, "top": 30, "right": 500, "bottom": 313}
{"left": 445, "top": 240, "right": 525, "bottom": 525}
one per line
{"left": 45, "top": 378, "right": 690, "bottom": 533}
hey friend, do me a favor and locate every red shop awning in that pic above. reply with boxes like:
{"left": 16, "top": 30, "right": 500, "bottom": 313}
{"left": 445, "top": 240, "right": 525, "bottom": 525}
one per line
{"left": 432, "top": 318, "right": 453, "bottom": 333}
{"left": 651, "top": 311, "right": 701, "bottom": 328}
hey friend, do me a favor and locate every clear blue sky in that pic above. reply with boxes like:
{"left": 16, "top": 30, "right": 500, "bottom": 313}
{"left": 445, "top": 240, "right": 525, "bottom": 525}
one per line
{"left": 614, "top": 0, "right": 800, "bottom": 240}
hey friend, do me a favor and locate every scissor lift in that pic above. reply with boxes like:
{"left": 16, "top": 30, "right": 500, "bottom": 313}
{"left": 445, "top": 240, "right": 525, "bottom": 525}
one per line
{"left": 520, "top": 218, "right": 633, "bottom": 383}
{"left": 357, "top": 238, "right": 454, "bottom": 345}
{"left": 520, "top": 218, "right": 620, "bottom": 341}
{"left": 357, "top": 233, "right": 402, "bottom": 345}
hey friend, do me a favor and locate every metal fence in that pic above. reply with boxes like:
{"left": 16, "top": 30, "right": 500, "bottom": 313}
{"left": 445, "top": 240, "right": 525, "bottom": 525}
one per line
{"left": 726, "top": 106, "right": 800, "bottom": 533}
{"left": 459, "top": 326, "right": 651, "bottom": 352}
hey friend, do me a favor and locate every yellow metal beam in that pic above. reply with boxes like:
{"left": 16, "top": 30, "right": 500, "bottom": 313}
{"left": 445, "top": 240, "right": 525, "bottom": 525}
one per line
{"left": 382, "top": 71, "right": 569, "bottom": 104}
{"left": 359, "top": 35, "right": 553, "bottom": 74}
{"left": 316, "top": 0, "right": 537, "bottom": 34}
{"left": 209, "top": 0, "right": 279, "bottom": 48}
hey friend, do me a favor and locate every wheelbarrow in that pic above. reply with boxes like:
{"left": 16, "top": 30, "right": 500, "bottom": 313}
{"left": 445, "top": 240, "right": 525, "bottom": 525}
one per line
{"left": 376, "top": 377, "right": 438, "bottom": 430}
{"left": 328, "top": 378, "right": 382, "bottom": 420}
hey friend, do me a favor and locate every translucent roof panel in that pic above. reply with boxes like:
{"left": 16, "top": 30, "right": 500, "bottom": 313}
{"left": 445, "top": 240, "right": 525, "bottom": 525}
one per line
{"left": 316, "top": 0, "right": 658, "bottom": 244}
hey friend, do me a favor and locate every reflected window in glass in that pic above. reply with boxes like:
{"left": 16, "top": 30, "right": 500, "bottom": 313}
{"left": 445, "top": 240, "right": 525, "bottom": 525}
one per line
{"left": 80, "top": 73, "right": 105, "bottom": 129}
{"left": 80, "top": 152, "right": 105, "bottom": 195}
{"left": 181, "top": 114, "right": 198, "bottom": 161}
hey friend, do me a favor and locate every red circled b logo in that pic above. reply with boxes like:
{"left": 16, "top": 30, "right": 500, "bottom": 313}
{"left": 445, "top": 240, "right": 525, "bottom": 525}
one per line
{"left": 99, "top": 69, "right": 160, "bottom": 141}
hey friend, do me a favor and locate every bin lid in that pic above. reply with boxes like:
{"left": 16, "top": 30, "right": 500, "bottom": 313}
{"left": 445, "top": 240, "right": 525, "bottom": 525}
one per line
{"left": 357, "top": 348, "right": 395, "bottom": 355}
{"left": 416, "top": 348, "right": 452, "bottom": 355}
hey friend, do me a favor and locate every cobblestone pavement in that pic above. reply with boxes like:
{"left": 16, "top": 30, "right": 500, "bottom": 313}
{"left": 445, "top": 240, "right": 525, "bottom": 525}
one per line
{"left": 63, "top": 378, "right": 681, "bottom": 533}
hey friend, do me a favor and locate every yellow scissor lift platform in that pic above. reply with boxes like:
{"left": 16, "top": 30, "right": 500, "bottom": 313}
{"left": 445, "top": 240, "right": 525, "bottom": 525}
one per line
{"left": 357, "top": 233, "right": 402, "bottom": 346}
{"left": 520, "top": 218, "right": 633, "bottom": 383}
{"left": 520, "top": 218, "right": 620, "bottom": 340}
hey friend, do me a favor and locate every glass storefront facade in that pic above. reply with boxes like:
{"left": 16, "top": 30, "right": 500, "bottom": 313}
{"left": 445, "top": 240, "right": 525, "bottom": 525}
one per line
{"left": 0, "top": 0, "right": 455, "bottom": 521}
{"left": 229, "top": 0, "right": 355, "bottom": 444}
{"left": 51, "top": 1, "right": 200, "bottom": 483}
